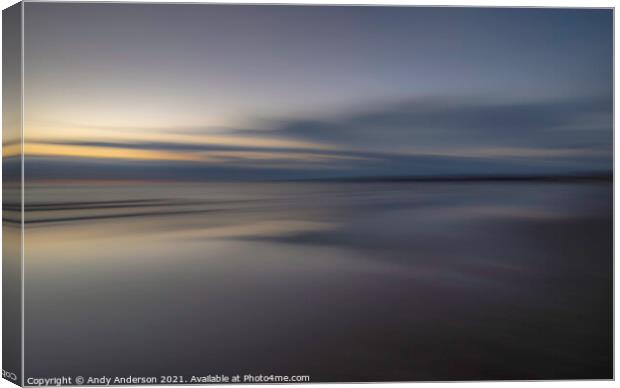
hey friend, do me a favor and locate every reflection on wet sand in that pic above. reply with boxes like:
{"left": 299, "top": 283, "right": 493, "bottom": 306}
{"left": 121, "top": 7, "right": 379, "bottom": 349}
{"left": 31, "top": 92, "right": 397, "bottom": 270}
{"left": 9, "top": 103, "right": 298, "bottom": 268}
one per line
{"left": 23, "top": 181, "right": 612, "bottom": 381}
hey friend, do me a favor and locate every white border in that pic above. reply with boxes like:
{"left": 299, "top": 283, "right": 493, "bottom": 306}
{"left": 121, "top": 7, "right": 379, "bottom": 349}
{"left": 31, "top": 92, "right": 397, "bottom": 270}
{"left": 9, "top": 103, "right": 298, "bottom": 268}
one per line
{"left": 0, "top": 1, "right": 615, "bottom": 388}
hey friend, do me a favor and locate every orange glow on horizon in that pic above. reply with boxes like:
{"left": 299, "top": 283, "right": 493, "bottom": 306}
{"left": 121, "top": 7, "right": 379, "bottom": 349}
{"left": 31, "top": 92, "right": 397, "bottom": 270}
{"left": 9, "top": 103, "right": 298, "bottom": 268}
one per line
{"left": 13, "top": 142, "right": 364, "bottom": 165}
{"left": 24, "top": 143, "right": 207, "bottom": 162}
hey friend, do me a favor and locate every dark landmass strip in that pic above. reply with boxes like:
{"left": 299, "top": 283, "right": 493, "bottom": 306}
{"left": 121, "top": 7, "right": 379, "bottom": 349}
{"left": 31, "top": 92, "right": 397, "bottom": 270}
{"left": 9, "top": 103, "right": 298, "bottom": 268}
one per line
{"left": 290, "top": 172, "right": 613, "bottom": 183}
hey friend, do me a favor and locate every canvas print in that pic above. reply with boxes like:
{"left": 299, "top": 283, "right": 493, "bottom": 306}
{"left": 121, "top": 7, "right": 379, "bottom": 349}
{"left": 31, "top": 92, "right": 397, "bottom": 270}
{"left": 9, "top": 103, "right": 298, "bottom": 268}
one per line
{"left": 2, "top": 2, "right": 613, "bottom": 385}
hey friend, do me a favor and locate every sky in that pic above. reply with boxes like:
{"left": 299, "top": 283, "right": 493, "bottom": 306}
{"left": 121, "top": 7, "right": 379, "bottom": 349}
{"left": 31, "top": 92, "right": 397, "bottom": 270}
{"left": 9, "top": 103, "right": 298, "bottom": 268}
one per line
{"left": 20, "top": 3, "right": 613, "bottom": 181}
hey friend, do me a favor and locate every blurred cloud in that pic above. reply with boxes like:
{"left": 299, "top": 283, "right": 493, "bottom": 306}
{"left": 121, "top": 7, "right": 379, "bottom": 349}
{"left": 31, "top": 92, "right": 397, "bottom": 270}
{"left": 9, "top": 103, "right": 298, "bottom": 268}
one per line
{"left": 22, "top": 94, "right": 611, "bottom": 181}
{"left": 249, "top": 95, "right": 612, "bottom": 153}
